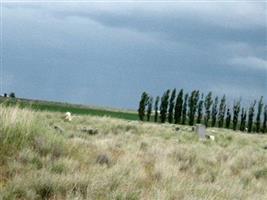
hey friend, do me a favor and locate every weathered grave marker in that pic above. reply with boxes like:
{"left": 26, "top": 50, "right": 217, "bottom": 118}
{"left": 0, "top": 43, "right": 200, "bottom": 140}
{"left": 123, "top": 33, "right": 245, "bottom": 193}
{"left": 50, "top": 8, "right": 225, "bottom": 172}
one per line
{"left": 81, "top": 127, "right": 98, "bottom": 135}
{"left": 196, "top": 124, "right": 206, "bottom": 139}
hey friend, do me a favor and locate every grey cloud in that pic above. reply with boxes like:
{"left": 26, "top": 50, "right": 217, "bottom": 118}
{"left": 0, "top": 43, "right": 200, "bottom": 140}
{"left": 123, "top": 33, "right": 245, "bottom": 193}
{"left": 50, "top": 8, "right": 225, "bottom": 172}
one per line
{"left": 2, "top": 1, "right": 266, "bottom": 108}
{"left": 46, "top": 2, "right": 266, "bottom": 46}
{"left": 229, "top": 56, "right": 267, "bottom": 71}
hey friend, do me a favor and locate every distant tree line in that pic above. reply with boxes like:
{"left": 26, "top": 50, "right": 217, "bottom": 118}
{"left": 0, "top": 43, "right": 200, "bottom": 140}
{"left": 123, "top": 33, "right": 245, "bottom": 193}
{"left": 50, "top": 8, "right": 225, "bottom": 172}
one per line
{"left": 138, "top": 89, "right": 267, "bottom": 133}
{"left": 1, "top": 92, "right": 16, "bottom": 98}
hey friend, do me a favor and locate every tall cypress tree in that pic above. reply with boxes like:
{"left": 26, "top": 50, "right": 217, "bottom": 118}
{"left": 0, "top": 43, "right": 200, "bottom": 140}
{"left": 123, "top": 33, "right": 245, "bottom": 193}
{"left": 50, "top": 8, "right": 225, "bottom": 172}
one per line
{"left": 174, "top": 89, "right": 183, "bottom": 124}
{"left": 232, "top": 100, "right": 241, "bottom": 131}
{"left": 154, "top": 96, "right": 160, "bottom": 123}
{"left": 225, "top": 107, "right": 231, "bottom": 129}
{"left": 211, "top": 96, "right": 219, "bottom": 127}
{"left": 188, "top": 90, "right": 200, "bottom": 125}
{"left": 197, "top": 93, "right": 204, "bottom": 124}
{"left": 182, "top": 93, "right": 189, "bottom": 125}
{"left": 218, "top": 95, "right": 226, "bottom": 128}
{"left": 204, "top": 92, "right": 213, "bottom": 127}
{"left": 256, "top": 96, "right": 264, "bottom": 133}
{"left": 160, "top": 89, "right": 170, "bottom": 123}
{"left": 168, "top": 89, "right": 176, "bottom": 123}
{"left": 146, "top": 96, "right": 153, "bottom": 122}
{"left": 240, "top": 107, "right": 247, "bottom": 132}
{"left": 262, "top": 105, "right": 267, "bottom": 133}
{"left": 195, "top": 91, "right": 200, "bottom": 123}
{"left": 138, "top": 92, "right": 149, "bottom": 121}
{"left": 248, "top": 100, "right": 256, "bottom": 133}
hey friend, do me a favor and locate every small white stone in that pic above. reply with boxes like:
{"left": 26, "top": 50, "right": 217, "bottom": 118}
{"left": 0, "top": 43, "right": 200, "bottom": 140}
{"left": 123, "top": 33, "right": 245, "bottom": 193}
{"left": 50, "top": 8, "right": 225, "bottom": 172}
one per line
{"left": 209, "top": 135, "right": 215, "bottom": 141}
{"left": 64, "top": 112, "right": 72, "bottom": 121}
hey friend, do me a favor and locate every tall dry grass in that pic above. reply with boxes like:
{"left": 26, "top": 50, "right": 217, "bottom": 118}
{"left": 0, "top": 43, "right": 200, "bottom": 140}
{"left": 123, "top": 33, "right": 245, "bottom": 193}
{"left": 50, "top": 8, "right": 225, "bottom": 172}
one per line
{"left": 0, "top": 106, "right": 267, "bottom": 200}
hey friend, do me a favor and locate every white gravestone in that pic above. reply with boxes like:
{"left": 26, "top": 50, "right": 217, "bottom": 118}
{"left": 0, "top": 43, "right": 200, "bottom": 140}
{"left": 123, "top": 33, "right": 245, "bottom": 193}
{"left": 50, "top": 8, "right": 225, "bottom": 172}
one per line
{"left": 196, "top": 124, "right": 206, "bottom": 139}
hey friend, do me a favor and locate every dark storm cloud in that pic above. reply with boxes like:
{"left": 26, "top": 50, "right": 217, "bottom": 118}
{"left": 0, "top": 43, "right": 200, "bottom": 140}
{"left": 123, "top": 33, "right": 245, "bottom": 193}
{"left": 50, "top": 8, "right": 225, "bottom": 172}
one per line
{"left": 2, "top": 1, "right": 267, "bottom": 108}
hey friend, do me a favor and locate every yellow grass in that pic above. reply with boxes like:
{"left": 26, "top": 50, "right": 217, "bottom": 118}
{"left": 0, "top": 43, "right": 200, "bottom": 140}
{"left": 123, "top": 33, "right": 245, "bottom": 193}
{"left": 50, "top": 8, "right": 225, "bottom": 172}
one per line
{"left": 0, "top": 106, "right": 267, "bottom": 199}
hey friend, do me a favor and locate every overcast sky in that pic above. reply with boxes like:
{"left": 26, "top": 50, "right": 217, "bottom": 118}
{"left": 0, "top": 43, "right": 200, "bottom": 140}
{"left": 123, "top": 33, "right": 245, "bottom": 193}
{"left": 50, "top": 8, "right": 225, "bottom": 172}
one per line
{"left": 1, "top": 1, "right": 267, "bottom": 109}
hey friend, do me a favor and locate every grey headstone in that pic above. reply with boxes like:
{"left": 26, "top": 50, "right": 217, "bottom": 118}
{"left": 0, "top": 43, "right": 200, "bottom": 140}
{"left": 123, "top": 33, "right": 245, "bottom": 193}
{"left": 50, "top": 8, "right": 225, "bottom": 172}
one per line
{"left": 196, "top": 124, "right": 206, "bottom": 139}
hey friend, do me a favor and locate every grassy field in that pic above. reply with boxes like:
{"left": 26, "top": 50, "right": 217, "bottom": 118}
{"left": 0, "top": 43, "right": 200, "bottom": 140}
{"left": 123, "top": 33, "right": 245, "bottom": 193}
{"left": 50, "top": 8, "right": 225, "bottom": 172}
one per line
{"left": 0, "top": 97, "right": 139, "bottom": 121}
{"left": 0, "top": 106, "right": 267, "bottom": 200}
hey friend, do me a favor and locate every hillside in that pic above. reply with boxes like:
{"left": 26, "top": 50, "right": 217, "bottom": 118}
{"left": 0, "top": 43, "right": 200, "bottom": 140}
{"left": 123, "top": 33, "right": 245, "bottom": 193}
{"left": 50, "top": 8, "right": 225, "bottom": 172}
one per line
{"left": 0, "top": 106, "right": 267, "bottom": 200}
{"left": 0, "top": 97, "right": 138, "bottom": 121}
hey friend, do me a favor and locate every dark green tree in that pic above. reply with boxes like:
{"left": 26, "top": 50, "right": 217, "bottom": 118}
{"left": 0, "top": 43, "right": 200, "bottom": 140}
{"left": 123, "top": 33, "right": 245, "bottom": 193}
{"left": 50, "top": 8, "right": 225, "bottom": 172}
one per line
{"left": 218, "top": 95, "right": 226, "bottom": 128}
{"left": 160, "top": 89, "right": 170, "bottom": 123}
{"left": 256, "top": 96, "right": 264, "bottom": 133}
{"left": 232, "top": 100, "right": 241, "bottom": 131}
{"left": 138, "top": 92, "right": 149, "bottom": 121}
{"left": 262, "top": 105, "right": 267, "bottom": 133}
{"left": 204, "top": 92, "right": 213, "bottom": 127}
{"left": 248, "top": 100, "right": 256, "bottom": 133}
{"left": 9, "top": 92, "right": 16, "bottom": 98}
{"left": 168, "top": 89, "right": 176, "bottom": 123}
{"left": 146, "top": 96, "right": 153, "bottom": 122}
{"left": 225, "top": 107, "right": 231, "bottom": 129}
{"left": 240, "top": 108, "right": 247, "bottom": 132}
{"left": 196, "top": 93, "right": 204, "bottom": 124}
{"left": 211, "top": 96, "right": 219, "bottom": 127}
{"left": 188, "top": 90, "right": 200, "bottom": 125}
{"left": 154, "top": 96, "right": 160, "bottom": 122}
{"left": 174, "top": 89, "right": 183, "bottom": 124}
{"left": 181, "top": 93, "right": 189, "bottom": 125}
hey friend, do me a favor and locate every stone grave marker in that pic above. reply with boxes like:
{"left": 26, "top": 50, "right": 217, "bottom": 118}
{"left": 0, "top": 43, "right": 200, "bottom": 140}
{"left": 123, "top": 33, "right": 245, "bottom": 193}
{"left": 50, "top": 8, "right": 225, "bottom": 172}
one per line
{"left": 196, "top": 124, "right": 206, "bottom": 139}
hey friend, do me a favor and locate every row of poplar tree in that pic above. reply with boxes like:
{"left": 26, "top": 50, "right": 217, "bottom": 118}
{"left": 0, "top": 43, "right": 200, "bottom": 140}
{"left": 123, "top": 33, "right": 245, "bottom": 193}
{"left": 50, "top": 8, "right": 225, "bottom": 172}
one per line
{"left": 138, "top": 89, "right": 267, "bottom": 133}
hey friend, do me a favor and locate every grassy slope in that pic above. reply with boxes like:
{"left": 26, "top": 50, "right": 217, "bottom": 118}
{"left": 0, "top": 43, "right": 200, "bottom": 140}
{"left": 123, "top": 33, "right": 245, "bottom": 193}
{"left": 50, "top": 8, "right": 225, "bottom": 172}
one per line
{"left": 0, "top": 106, "right": 267, "bottom": 200}
{"left": 0, "top": 97, "right": 139, "bottom": 121}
